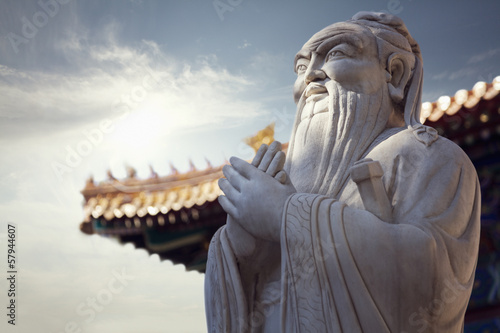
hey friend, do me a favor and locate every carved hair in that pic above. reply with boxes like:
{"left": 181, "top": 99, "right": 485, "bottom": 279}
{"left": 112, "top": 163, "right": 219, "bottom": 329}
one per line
{"left": 351, "top": 11, "right": 438, "bottom": 146}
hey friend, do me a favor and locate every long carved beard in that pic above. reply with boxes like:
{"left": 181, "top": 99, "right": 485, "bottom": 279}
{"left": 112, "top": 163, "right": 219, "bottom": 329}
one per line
{"left": 285, "top": 82, "right": 391, "bottom": 198}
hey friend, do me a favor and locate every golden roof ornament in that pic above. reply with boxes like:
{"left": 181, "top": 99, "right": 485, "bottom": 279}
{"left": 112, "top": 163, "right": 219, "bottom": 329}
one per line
{"left": 188, "top": 159, "right": 197, "bottom": 172}
{"left": 106, "top": 169, "right": 116, "bottom": 181}
{"left": 84, "top": 175, "right": 95, "bottom": 189}
{"left": 169, "top": 162, "right": 179, "bottom": 175}
{"left": 149, "top": 165, "right": 159, "bottom": 179}
{"left": 126, "top": 165, "right": 137, "bottom": 179}
{"left": 205, "top": 158, "right": 213, "bottom": 169}
{"left": 244, "top": 123, "right": 275, "bottom": 152}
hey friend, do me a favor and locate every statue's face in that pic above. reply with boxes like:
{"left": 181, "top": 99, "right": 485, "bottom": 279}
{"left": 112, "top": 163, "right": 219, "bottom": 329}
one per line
{"left": 293, "top": 22, "right": 386, "bottom": 104}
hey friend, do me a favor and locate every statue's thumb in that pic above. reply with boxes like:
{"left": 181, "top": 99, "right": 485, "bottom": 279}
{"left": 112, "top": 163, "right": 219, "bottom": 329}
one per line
{"left": 275, "top": 170, "right": 287, "bottom": 184}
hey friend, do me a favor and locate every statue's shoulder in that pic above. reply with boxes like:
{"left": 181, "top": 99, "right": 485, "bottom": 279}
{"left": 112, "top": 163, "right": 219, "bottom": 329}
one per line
{"left": 370, "top": 128, "right": 473, "bottom": 168}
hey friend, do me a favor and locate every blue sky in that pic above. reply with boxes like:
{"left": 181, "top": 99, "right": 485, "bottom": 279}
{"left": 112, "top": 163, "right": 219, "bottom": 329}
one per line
{"left": 0, "top": 0, "right": 499, "bottom": 332}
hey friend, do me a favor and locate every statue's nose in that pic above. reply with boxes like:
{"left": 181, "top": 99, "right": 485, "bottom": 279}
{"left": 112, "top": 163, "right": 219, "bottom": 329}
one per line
{"left": 305, "top": 69, "right": 327, "bottom": 85}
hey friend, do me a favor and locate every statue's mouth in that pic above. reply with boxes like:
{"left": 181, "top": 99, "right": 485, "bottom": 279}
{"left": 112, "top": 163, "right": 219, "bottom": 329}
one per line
{"left": 304, "top": 83, "right": 328, "bottom": 99}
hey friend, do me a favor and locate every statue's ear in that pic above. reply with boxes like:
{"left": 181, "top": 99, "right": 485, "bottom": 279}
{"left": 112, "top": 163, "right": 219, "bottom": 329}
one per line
{"left": 386, "top": 54, "right": 412, "bottom": 104}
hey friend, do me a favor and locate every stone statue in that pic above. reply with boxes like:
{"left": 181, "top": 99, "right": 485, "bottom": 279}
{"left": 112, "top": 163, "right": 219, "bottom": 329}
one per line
{"left": 205, "top": 11, "right": 480, "bottom": 333}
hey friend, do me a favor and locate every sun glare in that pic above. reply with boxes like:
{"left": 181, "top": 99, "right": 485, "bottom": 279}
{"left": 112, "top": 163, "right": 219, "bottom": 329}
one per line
{"left": 109, "top": 106, "right": 168, "bottom": 149}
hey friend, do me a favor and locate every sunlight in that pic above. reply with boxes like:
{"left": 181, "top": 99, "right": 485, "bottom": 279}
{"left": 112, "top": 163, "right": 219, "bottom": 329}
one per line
{"left": 108, "top": 103, "right": 170, "bottom": 149}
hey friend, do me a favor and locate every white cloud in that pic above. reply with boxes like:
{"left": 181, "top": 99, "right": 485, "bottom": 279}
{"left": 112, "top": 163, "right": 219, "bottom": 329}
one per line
{"left": 447, "top": 67, "right": 478, "bottom": 81}
{"left": 0, "top": 19, "right": 266, "bottom": 143}
{"left": 238, "top": 40, "right": 251, "bottom": 49}
{"left": 430, "top": 70, "right": 449, "bottom": 81}
{"left": 468, "top": 47, "right": 500, "bottom": 64}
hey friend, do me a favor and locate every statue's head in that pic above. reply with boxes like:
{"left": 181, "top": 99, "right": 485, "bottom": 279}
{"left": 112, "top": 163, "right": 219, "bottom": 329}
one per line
{"left": 293, "top": 11, "right": 422, "bottom": 129}
{"left": 287, "top": 12, "right": 436, "bottom": 196}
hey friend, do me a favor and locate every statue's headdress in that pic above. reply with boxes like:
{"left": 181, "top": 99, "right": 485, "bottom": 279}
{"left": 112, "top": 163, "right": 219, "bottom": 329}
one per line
{"left": 351, "top": 11, "right": 438, "bottom": 146}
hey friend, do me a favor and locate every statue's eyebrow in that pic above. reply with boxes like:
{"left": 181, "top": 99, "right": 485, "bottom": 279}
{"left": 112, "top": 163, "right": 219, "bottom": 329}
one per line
{"left": 316, "top": 34, "right": 363, "bottom": 55}
{"left": 294, "top": 49, "right": 311, "bottom": 72}
{"left": 294, "top": 33, "right": 364, "bottom": 72}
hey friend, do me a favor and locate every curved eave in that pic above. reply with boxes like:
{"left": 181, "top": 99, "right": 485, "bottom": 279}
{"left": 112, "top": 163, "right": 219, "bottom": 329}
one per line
{"left": 421, "top": 76, "right": 500, "bottom": 124}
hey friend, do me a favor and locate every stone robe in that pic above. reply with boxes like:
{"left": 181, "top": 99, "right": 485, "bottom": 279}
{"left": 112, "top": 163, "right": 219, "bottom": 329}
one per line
{"left": 205, "top": 128, "right": 480, "bottom": 333}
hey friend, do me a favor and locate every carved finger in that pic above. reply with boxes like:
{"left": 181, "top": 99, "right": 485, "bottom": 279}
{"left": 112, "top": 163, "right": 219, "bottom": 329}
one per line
{"left": 267, "top": 151, "right": 286, "bottom": 177}
{"left": 258, "top": 141, "right": 282, "bottom": 172}
{"left": 230, "top": 156, "right": 259, "bottom": 180}
{"left": 251, "top": 144, "right": 268, "bottom": 167}
{"left": 275, "top": 170, "right": 287, "bottom": 184}
{"left": 218, "top": 178, "right": 240, "bottom": 201}
{"left": 218, "top": 195, "right": 239, "bottom": 219}
{"left": 222, "top": 165, "right": 246, "bottom": 192}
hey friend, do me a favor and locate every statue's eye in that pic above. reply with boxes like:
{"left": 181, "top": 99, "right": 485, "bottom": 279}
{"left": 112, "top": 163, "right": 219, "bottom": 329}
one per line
{"left": 296, "top": 64, "right": 307, "bottom": 74}
{"left": 326, "top": 50, "right": 345, "bottom": 61}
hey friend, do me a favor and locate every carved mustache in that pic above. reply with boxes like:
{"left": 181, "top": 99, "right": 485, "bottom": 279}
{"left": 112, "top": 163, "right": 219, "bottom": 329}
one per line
{"left": 304, "top": 82, "right": 328, "bottom": 98}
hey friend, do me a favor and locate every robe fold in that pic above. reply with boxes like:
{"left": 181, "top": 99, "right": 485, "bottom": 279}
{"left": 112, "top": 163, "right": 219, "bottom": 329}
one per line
{"left": 205, "top": 129, "right": 480, "bottom": 333}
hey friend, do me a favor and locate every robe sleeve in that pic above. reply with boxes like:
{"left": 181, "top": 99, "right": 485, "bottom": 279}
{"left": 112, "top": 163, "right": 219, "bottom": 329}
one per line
{"left": 205, "top": 227, "right": 249, "bottom": 333}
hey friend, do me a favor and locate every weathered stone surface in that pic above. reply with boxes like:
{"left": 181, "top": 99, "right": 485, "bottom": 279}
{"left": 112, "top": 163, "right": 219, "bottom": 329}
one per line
{"left": 206, "top": 11, "right": 480, "bottom": 333}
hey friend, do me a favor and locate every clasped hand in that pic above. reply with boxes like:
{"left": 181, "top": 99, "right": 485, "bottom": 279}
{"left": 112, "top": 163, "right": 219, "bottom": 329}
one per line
{"left": 218, "top": 142, "right": 296, "bottom": 243}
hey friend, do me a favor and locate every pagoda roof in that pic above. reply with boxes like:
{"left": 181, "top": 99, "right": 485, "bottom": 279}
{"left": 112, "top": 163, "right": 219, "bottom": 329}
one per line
{"left": 421, "top": 76, "right": 500, "bottom": 123}
{"left": 422, "top": 76, "right": 500, "bottom": 148}
{"left": 81, "top": 165, "right": 224, "bottom": 224}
